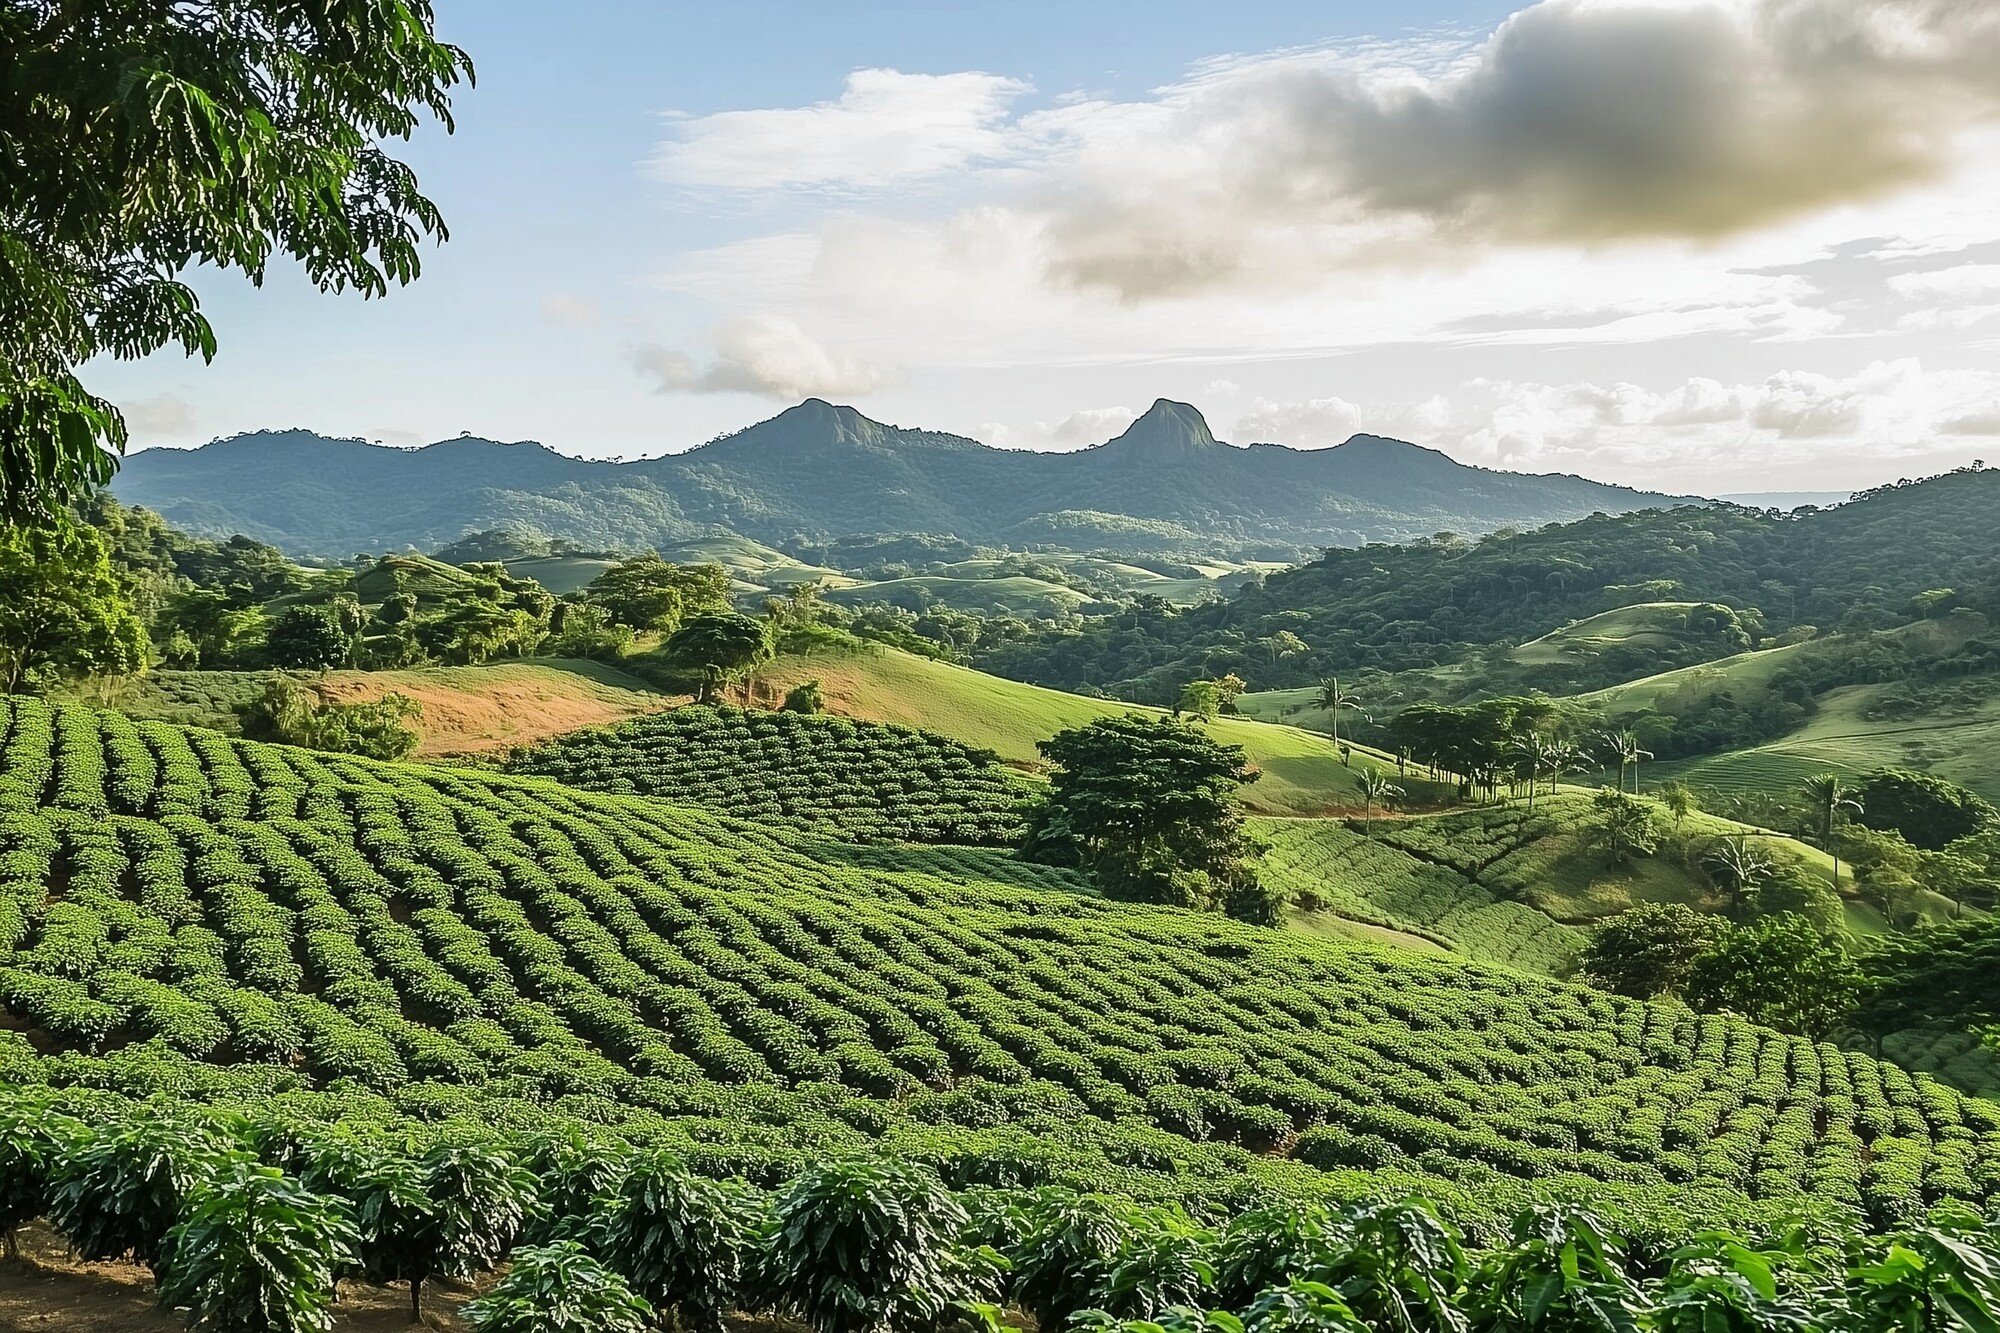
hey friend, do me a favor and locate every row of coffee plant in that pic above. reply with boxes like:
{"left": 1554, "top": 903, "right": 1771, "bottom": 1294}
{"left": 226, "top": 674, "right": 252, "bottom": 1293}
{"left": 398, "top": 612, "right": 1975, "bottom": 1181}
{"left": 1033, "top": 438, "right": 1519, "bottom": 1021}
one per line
{"left": 504, "top": 705, "right": 1031, "bottom": 844}
{"left": 1, "top": 698, "right": 1998, "bottom": 1230}
{"left": 5, "top": 1086, "right": 1999, "bottom": 1333}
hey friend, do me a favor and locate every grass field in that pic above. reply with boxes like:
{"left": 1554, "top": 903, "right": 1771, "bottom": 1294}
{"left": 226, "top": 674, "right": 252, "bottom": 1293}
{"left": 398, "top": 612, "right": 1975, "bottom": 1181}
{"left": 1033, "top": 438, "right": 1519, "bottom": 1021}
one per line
{"left": 824, "top": 574, "right": 1100, "bottom": 617}
{"left": 313, "top": 659, "right": 668, "bottom": 755}
{"left": 1647, "top": 675, "right": 2000, "bottom": 803}
{"left": 1509, "top": 602, "right": 1706, "bottom": 667}
{"left": 750, "top": 646, "right": 1448, "bottom": 816}
{"left": 496, "top": 553, "right": 620, "bottom": 594}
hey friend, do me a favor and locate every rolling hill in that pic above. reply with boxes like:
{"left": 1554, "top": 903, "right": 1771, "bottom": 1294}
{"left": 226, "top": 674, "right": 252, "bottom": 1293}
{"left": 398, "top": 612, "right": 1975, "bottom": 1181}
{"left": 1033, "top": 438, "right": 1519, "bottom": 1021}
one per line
{"left": 740, "top": 644, "right": 1450, "bottom": 815}
{"left": 2, "top": 693, "right": 1997, "bottom": 1235}
{"left": 112, "top": 399, "right": 1679, "bottom": 559}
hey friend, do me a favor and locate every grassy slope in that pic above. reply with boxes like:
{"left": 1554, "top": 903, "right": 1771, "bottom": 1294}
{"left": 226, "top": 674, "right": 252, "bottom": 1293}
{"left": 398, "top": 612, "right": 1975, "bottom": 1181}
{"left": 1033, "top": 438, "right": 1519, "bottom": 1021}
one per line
{"left": 752, "top": 646, "right": 1450, "bottom": 816}
{"left": 312, "top": 660, "right": 668, "bottom": 756}
{"left": 1648, "top": 678, "right": 2000, "bottom": 803}
{"left": 1509, "top": 602, "right": 1705, "bottom": 666}
{"left": 824, "top": 575, "right": 1096, "bottom": 617}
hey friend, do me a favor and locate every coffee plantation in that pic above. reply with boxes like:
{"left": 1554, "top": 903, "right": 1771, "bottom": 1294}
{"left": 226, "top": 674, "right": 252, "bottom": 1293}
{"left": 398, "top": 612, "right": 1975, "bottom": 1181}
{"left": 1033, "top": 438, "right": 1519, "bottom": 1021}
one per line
{"left": 504, "top": 704, "right": 1031, "bottom": 844}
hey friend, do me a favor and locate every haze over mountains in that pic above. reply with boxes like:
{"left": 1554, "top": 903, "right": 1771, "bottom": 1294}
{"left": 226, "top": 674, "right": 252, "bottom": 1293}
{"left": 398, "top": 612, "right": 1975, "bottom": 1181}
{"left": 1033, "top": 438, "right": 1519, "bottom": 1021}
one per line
{"left": 114, "top": 397, "right": 1684, "bottom": 559}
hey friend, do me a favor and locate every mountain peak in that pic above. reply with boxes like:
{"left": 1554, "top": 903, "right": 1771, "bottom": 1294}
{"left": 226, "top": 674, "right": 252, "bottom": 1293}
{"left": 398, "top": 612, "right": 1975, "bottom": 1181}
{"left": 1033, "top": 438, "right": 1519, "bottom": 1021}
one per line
{"left": 1104, "top": 399, "right": 1219, "bottom": 454}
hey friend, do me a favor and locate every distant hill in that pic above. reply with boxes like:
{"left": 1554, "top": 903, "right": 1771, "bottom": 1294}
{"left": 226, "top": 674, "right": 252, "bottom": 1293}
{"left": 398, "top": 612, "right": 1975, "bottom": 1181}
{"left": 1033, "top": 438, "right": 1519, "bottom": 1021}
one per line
{"left": 113, "top": 398, "right": 1680, "bottom": 558}
{"left": 982, "top": 466, "right": 2000, "bottom": 701}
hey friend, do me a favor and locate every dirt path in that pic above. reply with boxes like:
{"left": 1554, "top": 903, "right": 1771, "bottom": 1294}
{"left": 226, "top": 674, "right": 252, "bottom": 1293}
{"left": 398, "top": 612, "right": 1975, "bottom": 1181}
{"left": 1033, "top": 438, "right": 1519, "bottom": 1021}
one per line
{"left": 0, "top": 1224, "right": 476, "bottom": 1331}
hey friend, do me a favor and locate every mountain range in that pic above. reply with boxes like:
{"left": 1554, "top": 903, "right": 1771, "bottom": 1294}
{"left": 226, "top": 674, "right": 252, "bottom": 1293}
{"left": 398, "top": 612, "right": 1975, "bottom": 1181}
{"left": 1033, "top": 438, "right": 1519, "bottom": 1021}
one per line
{"left": 112, "top": 398, "right": 1685, "bottom": 559}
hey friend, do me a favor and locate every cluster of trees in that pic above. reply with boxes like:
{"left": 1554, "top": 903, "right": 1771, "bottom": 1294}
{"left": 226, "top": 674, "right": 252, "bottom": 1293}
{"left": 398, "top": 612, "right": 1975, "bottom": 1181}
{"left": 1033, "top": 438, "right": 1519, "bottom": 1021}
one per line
{"left": 1026, "top": 715, "right": 1280, "bottom": 923}
{"left": 238, "top": 678, "right": 423, "bottom": 761}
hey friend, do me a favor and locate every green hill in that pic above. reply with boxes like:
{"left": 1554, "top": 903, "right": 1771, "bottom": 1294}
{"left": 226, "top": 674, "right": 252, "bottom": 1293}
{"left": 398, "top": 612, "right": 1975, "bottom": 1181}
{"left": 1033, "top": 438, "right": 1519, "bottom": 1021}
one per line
{"left": 110, "top": 400, "right": 1679, "bottom": 559}
{"left": 505, "top": 704, "right": 1030, "bottom": 844}
{"left": 983, "top": 465, "right": 2000, "bottom": 701}
{"left": 1508, "top": 602, "right": 1710, "bottom": 667}
{"left": 748, "top": 646, "right": 1450, "bottom": 815}
{"left": 2, "top": 695, "right": 1997, "bottom": 1231}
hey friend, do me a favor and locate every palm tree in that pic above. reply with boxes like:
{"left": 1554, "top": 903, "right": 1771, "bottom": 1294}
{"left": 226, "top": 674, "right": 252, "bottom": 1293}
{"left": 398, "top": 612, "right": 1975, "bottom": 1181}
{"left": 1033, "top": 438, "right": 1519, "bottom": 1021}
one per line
{"left": 1356, "top": 770, "right": 1404, "bottom": 836}
{"left": 1601, "top": 730, "right": 1655, "bottom": 794}
{"left": 1315, "top": 676, "right": 1366, "bottom": 748}
{"left": 1504, "top": 734, "right": 1560, "bottom": 812}
{"left": 1546, "top": 740, "right": 1585, "bottom": 795}
{"left": 1799, "top": 772, "right": 1862, "bottom": 889}
{"left": 1705, "top": 835, "right": 1776, "bottom": 917}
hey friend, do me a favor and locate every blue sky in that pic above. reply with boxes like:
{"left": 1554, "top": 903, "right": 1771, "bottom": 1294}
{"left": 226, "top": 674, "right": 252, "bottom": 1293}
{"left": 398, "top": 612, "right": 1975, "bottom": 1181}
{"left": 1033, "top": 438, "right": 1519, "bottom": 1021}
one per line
{"left": 95, "top": 1, "right": 2000, "bottom": 491}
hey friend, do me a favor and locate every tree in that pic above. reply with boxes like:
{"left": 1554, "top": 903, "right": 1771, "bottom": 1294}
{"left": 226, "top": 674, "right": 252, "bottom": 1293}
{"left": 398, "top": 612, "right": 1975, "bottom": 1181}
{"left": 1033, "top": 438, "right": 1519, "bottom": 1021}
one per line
{"left": 1601, "top": 730, "right": 1654, "bottom": 794}
{"left": 587, "top": 557, "right": 729, "bottom": 633}
{"left": 0, "top": 2, "right": 470, "bottom": 521}
{"left": 463, "top": 1242, "right": 655, "bottom": 1333}
{"left": 158, "top": 1160, "right": 358, "bottom": 1333}
{"left": 346, "top": 1140, "right": 533, "bottom": 1324}
{"left": 1657, "top": 780, "right": 1698, "bottom": 835}
{"left": 664, "top": 613, "right": 771, "bottom": 705}
{"left": 1031, "top": 715, "right": 1267, "bottom": 922}
{"left": 1355, "top": 770, "right": 1403, "bottom": 836}
{"left": 1176, "top": 678, "right": 1222, "bottom": 721}
{"left": 1799, "top": 773, "right": 1863, "bottom": 888}
{"left": 762, "top": 1157, "right": 997, "bottom": 1333}
{"left": 0, "top": 514, "right": 146, "bottom": 690}
{"left": 1685, "top": 913, "right": 1859, "bottom": 1038}
{"left": 263, "top": 605, "right": 355, "bottom": 671}
{"left": 783, "top": 678, "right": 826, "bottom": 714}
{"left": 1856, "top": 768, "right": 1995, "bottom": 852}
{"left": 1315, "top": 676, "right": 1365, "bottom": 748}
{"left": 1705, "top": 835, "right": 1777, "bottom": 917}
{"left": 1581, "top": 903, "right": 1725, "bottom": 999}
{"left": 1587, "top": 790, "right": 1659, "bottom": 866}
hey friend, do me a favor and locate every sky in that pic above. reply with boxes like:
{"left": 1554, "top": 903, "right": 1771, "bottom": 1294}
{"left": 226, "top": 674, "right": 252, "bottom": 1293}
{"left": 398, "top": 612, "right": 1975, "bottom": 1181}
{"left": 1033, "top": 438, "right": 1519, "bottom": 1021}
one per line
{"left": 92, "top": 0, "right": 2000, "bottom": 493}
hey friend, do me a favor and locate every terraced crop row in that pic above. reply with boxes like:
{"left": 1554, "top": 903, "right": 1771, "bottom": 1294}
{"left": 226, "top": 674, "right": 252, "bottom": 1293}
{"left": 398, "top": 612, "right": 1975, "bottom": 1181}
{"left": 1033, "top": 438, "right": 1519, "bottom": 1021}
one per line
{"left": 1255, "top": 818, "right": 1584, "bottom": 973}
{"left": 505, "top": 705, "right": 1030, "bottom": 844}
{"left": 0, "top": 697, "right": 1997, "bottom": 1228}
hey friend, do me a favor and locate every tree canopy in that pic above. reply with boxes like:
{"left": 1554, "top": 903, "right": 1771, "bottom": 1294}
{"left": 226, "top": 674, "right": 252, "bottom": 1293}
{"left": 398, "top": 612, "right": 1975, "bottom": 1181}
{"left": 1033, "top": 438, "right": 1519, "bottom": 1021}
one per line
{"left": 0, "top": 511, "right": 146, "bottom": 690}
{"left": 1030, "top": 714, "right": 1274, "bottom": 923}
{"left": 0, "top": 1, "right": 470, "bottom": 519}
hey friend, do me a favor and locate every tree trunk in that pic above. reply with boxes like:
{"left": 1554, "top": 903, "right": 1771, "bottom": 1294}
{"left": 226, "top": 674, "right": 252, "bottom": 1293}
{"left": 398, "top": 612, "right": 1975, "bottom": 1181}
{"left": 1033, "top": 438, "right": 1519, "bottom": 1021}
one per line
{"left": 411, "top": 1278, "right": 423, "bottom": 1325}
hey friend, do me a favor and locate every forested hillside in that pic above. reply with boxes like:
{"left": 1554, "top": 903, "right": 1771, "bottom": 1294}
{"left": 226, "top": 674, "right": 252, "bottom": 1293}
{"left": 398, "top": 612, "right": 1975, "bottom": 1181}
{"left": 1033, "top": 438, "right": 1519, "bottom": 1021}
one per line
{"left": 113, "top": 399, "right": 1676, "bottom": 559}
{"left": 983, "top": 466, "right": 2000, "bottom": 701}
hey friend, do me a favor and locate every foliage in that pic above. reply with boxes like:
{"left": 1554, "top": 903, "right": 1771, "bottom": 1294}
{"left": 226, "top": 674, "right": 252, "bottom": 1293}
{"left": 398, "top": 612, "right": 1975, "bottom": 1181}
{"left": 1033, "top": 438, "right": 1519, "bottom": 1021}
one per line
{"left": 1582, "top": 904, "right": 1726, "bottom": 1000}
{"left": 0, "top": 0, "right": 469, "bottom": 519}
{"left": 595, "top": 1149, "right": 767, "bottom": 1331}
{"left": 239, "top": 679, "right": 422, "bottom": 759}
{"left": 763, "top": 1156, "right": 998, "bottom": 1333}
{"left": 463, "top": 1242, "right": 656, "bottom": 1333}
{"left": 663, "top": 612, "right": 773, "bottom": 704}
{"left": 1856, "top": 769, "right": 1996, "bottom": 852}
{"left": 45, "top": 1109, "right": 219, "bottom": 1276}
{"left": 350, "top": 1139, "right": 534, "bottom": 1321}
{"left": 1685, "top": 914, "right": 1860, "bottom": 1039}
{"left": 1587, "top": 791, "right": 1660, "bottom": 867}
{"left": 785, "top": 678, "right": 827, "bottom": 713}
{"left": 1033, "top": 715, "right": 1269, "bottom": 922}
{"left": 263, "top": 606, "right": 356, "bottom": 671}
{"left": 585, "top": 556, "right": 731, "bottom": 633}
{"left": 0, "top": 514, "right": 146, "bottom": 691}
{"left": 158, "top": 1160, "right": 358, "bottom": 1333}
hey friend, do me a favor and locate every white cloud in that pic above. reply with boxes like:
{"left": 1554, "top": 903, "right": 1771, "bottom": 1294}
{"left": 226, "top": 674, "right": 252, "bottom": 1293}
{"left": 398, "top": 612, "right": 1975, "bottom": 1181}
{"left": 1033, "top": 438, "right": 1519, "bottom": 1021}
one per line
{"left": 650, "top": 69, "right": 1030, "bottom": 192}
{"left": 633, "top": 315, "right": 895, "bottom": 401}
{"left": 1887, "top": 263, "right": 2000, "bottom": 300}
{"left": 981, "top": 406, "right": 1139, "bottom": 451}
{"left": 119, "top": 393, "right": 196, "bottom": 439}
{"left": 1233, "top": 360, "right": 2000, "bottom": 483}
